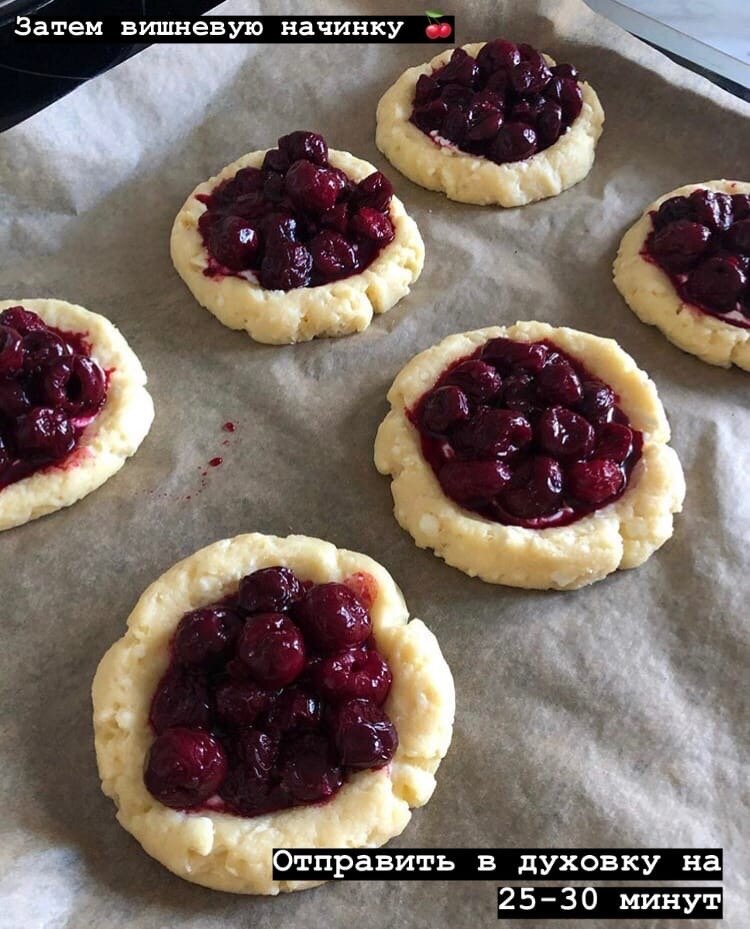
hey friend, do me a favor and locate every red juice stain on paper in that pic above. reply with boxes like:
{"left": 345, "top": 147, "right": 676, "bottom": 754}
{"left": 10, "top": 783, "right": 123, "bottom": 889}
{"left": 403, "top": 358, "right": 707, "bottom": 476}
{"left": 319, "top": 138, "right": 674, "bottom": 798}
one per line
{"left": 209, "top": 457, "right": 223, "bottom": 468}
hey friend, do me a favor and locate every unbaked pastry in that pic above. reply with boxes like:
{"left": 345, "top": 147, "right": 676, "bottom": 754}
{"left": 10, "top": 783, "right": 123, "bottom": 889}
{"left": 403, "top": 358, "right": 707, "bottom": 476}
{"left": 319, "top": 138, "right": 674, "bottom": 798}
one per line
{"left": 375, "top": 322, "right": 685, "bottom": 590}
{"left": 613, "top": 180, "right": 750, "bottom": 371}
{"left": 92, "top": 533, "right": 454, "bottom": 894}
{"left": 375, "top": 41, "right": 604, "bottom": 206}
{"left": 0, "top": 298, "right": 153, "bottom": 531}
{"left": 171, "top": 145, "right": 424, "bottom": 345}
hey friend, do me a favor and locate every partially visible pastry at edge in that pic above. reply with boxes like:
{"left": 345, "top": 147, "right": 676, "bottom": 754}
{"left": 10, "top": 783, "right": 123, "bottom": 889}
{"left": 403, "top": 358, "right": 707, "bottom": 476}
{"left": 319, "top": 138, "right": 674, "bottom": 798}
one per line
{"left": 376, "top": 39, "right": 604, "bottom": 206}
{"left": 171, "top": 131, "right": 424, "bottom": 344}
{"left": 93, "top": 533, "right": 454, "bottom": 894}
{"left": 0, "top": 298, "right": 153, "bottom": 531}
{"left": 614, "top": 180, "right": 750, "bottom": 370}
{"left": 375, "top": 322, "right": 685, "bottom": 590}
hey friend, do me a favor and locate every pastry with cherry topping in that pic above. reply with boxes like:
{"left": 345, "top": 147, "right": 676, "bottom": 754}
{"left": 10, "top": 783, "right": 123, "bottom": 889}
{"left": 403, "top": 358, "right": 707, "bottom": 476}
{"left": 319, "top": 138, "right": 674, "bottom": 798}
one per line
{"left": 375, "top": 322, "right": 684, "bottom": 589}
{"left": 92, "top": 533, "right": 454, "bottom": 894}
{"left": 0, "top": 298, "right": 153, "bottom": 531}
{"left": 171, "top": 132, "right": 424, "bottom": 344}
{"left": 614, "top": 180, "right": 750, "bottom": 370}
{"left": 376, "top": 40, "right": 604, "bottom": 205}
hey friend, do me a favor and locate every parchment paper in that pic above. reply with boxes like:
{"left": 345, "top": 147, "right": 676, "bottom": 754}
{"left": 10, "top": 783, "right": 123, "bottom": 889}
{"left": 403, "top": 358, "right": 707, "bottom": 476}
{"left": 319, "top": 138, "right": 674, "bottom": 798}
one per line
{"left": 0, "top": 1, "right": 748, "bottom": 926}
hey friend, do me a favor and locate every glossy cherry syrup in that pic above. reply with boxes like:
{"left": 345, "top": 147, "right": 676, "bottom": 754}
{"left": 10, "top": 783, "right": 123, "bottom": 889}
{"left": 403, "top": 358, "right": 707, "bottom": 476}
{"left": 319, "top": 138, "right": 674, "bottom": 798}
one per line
{"left": 409, "top": 337, "right": 643, "bottom": 528}
{"left": 410, "top": 39, "right": 584, "bottom": 164}
{"left": 0, "top": 306, "right": 108, "bottom": 491}
{"left": 144, "top": 567, "right": 397, "bottom": 816}
{"left": 197, "top": 131, "right": 396, "bottom": 291}
{"left": 643, "top": 187, "right": 750, "bottom": 328}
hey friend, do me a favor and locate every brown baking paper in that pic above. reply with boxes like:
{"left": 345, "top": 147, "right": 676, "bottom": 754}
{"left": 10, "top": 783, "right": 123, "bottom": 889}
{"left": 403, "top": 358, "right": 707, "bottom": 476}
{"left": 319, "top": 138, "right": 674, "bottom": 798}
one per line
{"left": 0, "top": 0, "right": 747, "bottom": 926}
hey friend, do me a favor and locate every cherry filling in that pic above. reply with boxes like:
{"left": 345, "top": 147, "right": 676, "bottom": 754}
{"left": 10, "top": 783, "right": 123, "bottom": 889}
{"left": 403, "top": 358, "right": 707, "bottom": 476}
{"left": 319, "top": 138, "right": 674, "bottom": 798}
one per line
{"left": 144, "top": 567, "right": 398, "bottom": 816}
{"left": 196, "top": 131, "right": 397, "bottom": 290}
{"left": 409, "top": 338, "right": 643, "bottom": 528}
{"left": 0, "top": 306, "right": 108, "bottom": 491}
{"left": 410, "top": 40, "right": 584, "bottom": 164}
{"left": 643, "top": 188, "right": 750, "bottom": 328}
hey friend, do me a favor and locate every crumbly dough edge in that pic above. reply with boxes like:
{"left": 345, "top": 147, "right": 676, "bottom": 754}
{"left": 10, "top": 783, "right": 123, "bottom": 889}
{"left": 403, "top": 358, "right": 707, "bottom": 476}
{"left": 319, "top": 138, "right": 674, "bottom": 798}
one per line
{"left": 92, "top": 533, "right": 455, "bottom": 895}
{"left": 170, "top": 150, "right": 425, "bottom": 345}
{"left": 0, "top": 298, "right": 154, "bottom": 532}
{"left": 375, "top": 42, "right": 605, "bottom": 206}
{"left": 613, "top": 180, "right": 750, "bottom": 371}
{"left": 374, "top": 322, "right": 685, "bottom": 590}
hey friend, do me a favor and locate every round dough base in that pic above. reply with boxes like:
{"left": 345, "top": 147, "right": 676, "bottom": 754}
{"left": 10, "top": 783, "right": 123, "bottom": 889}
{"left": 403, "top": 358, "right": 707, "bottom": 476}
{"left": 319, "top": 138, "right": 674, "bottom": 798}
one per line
{"left": 0, "top": 298, "right": 154, "bottom": 532}
{"left": 374, "top": 322, "right": 685, "bottom": 590}
{"left": 171, "top": 150, "right": 425, "bottom": 344}
{"left": 92, "top": 533, "right": 455, "bottom": 894}
{"left": 375, "top": 42, "right": 605, "bottom": 206}
{"left": 613, "top": 179, "right": 750, "bottom": 371}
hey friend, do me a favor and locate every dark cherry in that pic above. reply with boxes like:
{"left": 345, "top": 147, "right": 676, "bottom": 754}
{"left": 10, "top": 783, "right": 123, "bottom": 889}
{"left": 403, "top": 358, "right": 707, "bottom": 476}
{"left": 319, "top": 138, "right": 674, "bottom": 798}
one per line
{"left": 686, "top": 256, "right": 746, "bottom": 311}
{"left": 284, "top": 160, "right": 343, "bottom": 214}
{"left": 537, "top": 355, "right": 582, "bottom": 405}
{"left": 491, "top": 122, "right": 537, "bottom": 163}
{"left": 558, "top": 78, "right": 583, "bottom": 122}
{"left": 208, "top": 216, "right": 259, "bottom": 270}
{"left": 215, "top": 679, "right": 272, "bottom": 727}
{"left": 482, "top": 337, "right": 548, "bottom": 372}
{"left": 726, "top": 219, "right": 750, "bottom": 254}
{"left": 280, "top": 732, "right": 342, "bottom": 803}
{"left": 262, "top": 149, "right": 289, "bottom": 173}
{"left": 551, "top": 62, "right": 578, "bottom": 80}
{"left": 263, "top": 686, "right": 321, "bottom": 734}
{"left": 0, "top": 306, "right": 46, "bottom": 335}
{"left": 580, "top": 379, "right": 615, "bottom": 421}
{"left": 444, "top": 359, "right": 502, "bottom": 402}
{"left": 536, "top": 101, "right": 563, "bottom": 146}
{"left": 354, "top": 172, "right": 394, "bottom": 212}
{"left": 537, "top": 406, "right": 595, "bottom": 458}
{"left": 330, "top": 699, "right": 398, "bottom": 770}
{"left": 501, "top": 373, "right": 537, "bottom": 413}
{"left": 466, "top": 110, "right": 505, "bottom": 141}
{"left": 420, "top": 385, "right": 470, "bottom": 434}
{"left": 456, "top": 407, "right": 533, "bottom": 460}
{"left": 294, "top": 583, "right": 371, "bottom": 653}
{"left": 0, "top": 325, "right": 23, "bottom": 377}
{"left": 652, "top": 195, "right": 692, "bottom": 231}
{"left": 259, "top": 241, "right": 312, "bottom": 291}
{"left": 22, "top": 330, "right": 69, "bottom": 371}
{"left": 238, "top": 613, "right": 306, "bottom": 688}
{"left": 173, "top": 607, "right": 241, "bottom": 667}
{"left": 732, "top": 194, "right": 750, "bottom": 220}
{"left": 688, "top": 188, "right": 733, "bottom": 232}
{"left": 650, "top": 220, "right": 712, "bottom": 272}
{"left": 435, "top": 48, "right": 479, "bottom": 87}
{"left": 349, "top": 207, "right": 395, "bottom": 244}
{"left": 278, "top": 130, "right": 328, "bottom": 167}
{"left": 144, "top": 728, "right": 227, "bottom": 810}
{"left": 475, "top": 38, "right": 521, "bottom": 75}
{"left": 0, "top": 380, "right": 31, "bottom": 417}
{"left": 439, "top": 458, "right": 511, "bottom": 504}
{"left": 567, "top": 459, "right": 624, "bottom": 504}
{"left": 309, "top": 231, "right": 358, "bottom": 281}
{"left": 238, "top": 566, "right": 303, "bottom": 614}
{"left": 15, "top": 407, "right": 75, "bottom": 460}
{"left": 315, "top": 648, "right": 392, "bottom": 705}
{"left": 509, "top": 54, "right": 552, "bottom": 95}
{"left": 415, "top": 73, "right": 440, "bottom": 104}
{"left": 149, "top": 667, "right": 210, "bottom": 734}
{"left": 41, "top": 355, "right": 106, "bottom": 415}
{"left": 501, "top": 455, "right": 564, "bottom": 518}
{"left": 595, "top": 423, "right": 634, "bottom": 463}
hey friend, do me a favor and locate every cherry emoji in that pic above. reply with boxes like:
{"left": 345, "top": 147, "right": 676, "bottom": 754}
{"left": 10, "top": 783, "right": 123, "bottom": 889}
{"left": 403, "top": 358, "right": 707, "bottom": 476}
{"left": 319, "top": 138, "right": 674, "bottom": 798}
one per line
{"left": 438, "top": 22, "right": 452, "bottom": 38}
{"left": 425, "top": 23, "right": 440, "bottom": 39}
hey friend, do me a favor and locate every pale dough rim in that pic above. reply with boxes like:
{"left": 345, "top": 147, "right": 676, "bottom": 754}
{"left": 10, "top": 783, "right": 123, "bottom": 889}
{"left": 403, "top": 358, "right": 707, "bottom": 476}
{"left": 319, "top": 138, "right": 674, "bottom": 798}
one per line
{"left": 613, "top": 179, "right": 750, "bottom": 371}
{"left": 92, "top": 532, "right": 455, "bottom": 895}
{"left": 0, "top": 298, "right": 154, "bottom": 532}
{"left": 374, "top": 322, "right": 686, "bottom": 590}
{"left": 170, "top": 149, "right": 425, "bottom": 345}
{"left": 375, "top": 42, "right": 605, "bottom": 206}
